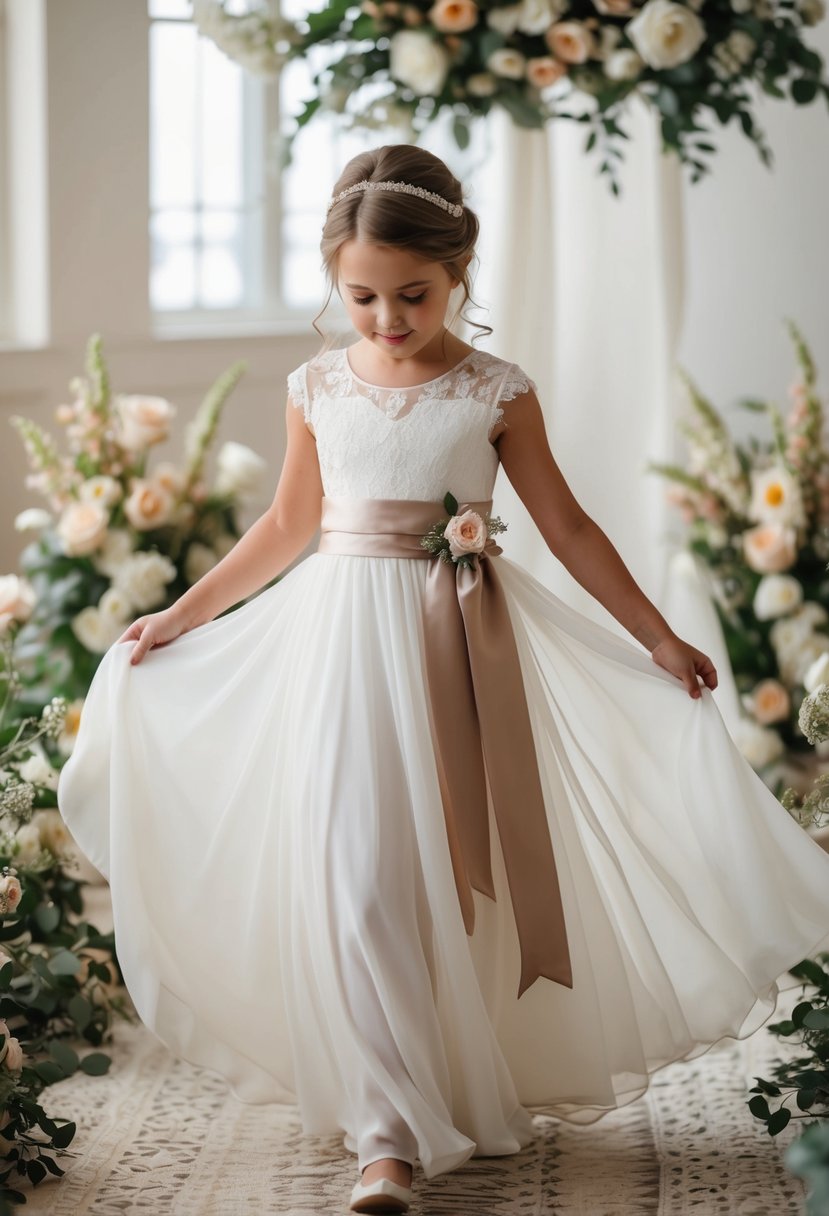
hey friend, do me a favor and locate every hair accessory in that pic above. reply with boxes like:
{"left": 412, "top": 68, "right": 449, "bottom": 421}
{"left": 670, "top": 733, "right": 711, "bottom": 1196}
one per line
{"left": 326, "top": 179, "right": 464, "bottom": 218}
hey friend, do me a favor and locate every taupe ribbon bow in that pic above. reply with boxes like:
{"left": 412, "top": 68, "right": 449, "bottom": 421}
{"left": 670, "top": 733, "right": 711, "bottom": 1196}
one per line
{"left": 317, "top": 496, "right": 573, "bottom": 998}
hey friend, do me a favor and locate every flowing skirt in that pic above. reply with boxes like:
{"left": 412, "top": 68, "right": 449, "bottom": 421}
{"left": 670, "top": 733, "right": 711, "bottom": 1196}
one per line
{"left": 56, "top": 550, "right": 829, "bottom": 1180}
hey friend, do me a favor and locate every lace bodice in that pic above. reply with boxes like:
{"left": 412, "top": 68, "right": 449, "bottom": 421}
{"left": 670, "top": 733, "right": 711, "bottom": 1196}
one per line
{"left": 286, "top": 345, "right": 537, "bottom": 501}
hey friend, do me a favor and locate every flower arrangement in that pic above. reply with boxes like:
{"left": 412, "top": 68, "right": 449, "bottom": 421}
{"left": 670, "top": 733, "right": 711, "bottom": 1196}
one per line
{"left": 0, "top": 614, "right": 132, "bottom": 1205}
{"left": 420, "top": 491, "right": 507, "bottom": 566}
{"left": 7, "top": 334, "right": 268, "bottom": 708}
{"left": 191, "top": 0, "right": 829, "bottom": 193}
{"left": 648, "top": 319, "right": 829, "bottom": 772}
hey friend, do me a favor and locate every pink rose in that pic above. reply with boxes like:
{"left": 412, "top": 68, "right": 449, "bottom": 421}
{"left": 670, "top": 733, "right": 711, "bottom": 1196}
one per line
{"left": 429, "top": 0, "right": 479, "bottom": 31}
{"left": 526, "top": 56, "right": 568, "bottom": 87}
{"left": 741, "top": 524, "right": 798, "bottom": 574}
{"left": 0, "top": 876, "right": 22, "bottom": 914}
{"left": 444, "top": 509, "right": 487, "bottom": 558}
{"left": 545, "top": 20, "right": 597, "bottom": 63}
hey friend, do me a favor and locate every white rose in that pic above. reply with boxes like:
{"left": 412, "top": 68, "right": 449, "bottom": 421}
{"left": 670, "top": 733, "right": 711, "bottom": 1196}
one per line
{"left": 516, "top": 0, "right": 567, "bottom": 34}
{"left": 111, "top": 551, "right": 177, "bottom": 612}
{"left": 443, "top": 510, "right": 488, "bottom": 558}
{"left": 184, "top": 542, "right": 219, "bottom": 585}
{"left": 91, "top": 528, "right": 134, "bottom": 578}
{"left": 389, "top": 30, "right": 451, "bottom": 95}
{"left": 13, "top": 823, "right": 43, "bottom": 864}
{"left": 98, "top": 586, "right": 132, "bottom": 623}
{"left": 753, "top": 573, "right": 803, "bottom": 621}
{"left": 70, "top": 606, "right": 122, "bottom": 654}
{"left": 741, "top": 524, "right": 797, "bottom": 574}
{"left": 0, "top": 575, "right": 36, "bottom": 626}
{"left": 214, "top": 441, "right": 268, "bottom": 500}
{"left": 56, "top": 501, "right": 110, "bottom": 557}
{"left": 114, "top": 395, "right": 176, "bottom": 451}
{"left": 486, "top": 2, "right": 522, "bottom": 33}
{"left": 605, "top": 48, "right": 644, "bottom": 79}
{"left": 13, "top": 508, "right": 53, "bottom": 532}
{"left": 625, "top": 0, "right": 706, "bottom": 69}
{"left": 789, "top": 635, "right": 829, "bottom": 686}
{"left": 17, "top": 751, "right": 59, "bottom": 791}
{"left": 487, "top": 47, "right": 528, "bottom": 77}
{"left": 748, "top": 466, "right": 806, "bottom": 530}
{"left": 78, "top": 475, "right": 122, "bottom": 509}
{"left": 466, "top": 71, "right": 498, "bottom": 95}
{"left": 804, "top": 651, "right": 829, "bottom": 694}
{"left": 732, "top": 718, "right": 785, "bottom": 769}
{"left": 769, "top": 613, "right": 812, "bottom": 657}
{"left": 123, "top": 479, "right": 174, "bottom": 531}
{"left": 32, "top": 809, "right": 72, "bottom": 858}
{"left": 793, "top": 602, "right": 829, "bottom": 629}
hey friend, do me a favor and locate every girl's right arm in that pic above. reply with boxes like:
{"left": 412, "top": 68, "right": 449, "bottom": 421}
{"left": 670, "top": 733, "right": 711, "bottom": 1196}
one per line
{"left": 119, "top": 392, "right": 322, "bottom": 665}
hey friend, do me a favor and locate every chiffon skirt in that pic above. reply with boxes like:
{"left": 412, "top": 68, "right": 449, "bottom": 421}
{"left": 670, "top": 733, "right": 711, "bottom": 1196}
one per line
{"left": 56, "top": 550, "right": 829, "bottom": 1180}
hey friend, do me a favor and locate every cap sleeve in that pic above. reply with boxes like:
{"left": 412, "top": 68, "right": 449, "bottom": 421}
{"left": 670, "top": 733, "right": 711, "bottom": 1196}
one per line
{"left": 287, "top": 363, "right": 311, "bottom": 425}
{"left": 499, "top": 362, "right": 538, "bottom": 402}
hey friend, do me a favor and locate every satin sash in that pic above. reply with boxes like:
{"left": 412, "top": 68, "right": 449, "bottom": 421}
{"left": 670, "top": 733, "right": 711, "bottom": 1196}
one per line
{"left": 316, "top": 496, "right": 573, "bottom": 998}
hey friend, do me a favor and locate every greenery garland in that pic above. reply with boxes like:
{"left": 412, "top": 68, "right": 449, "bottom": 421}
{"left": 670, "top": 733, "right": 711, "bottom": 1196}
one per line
{"left": 192, "top": 0, "right": 828, "bottom": 193}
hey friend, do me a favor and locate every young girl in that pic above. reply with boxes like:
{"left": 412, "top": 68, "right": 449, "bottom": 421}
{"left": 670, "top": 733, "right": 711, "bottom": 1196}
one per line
{"left": 57, "top": 143, "right": 829, "bottom": 1215}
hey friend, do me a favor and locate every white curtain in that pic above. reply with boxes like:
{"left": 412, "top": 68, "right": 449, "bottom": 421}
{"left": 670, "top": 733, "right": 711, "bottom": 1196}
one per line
{"left": 469, "top": 99, "right": 687, "bottom": 640}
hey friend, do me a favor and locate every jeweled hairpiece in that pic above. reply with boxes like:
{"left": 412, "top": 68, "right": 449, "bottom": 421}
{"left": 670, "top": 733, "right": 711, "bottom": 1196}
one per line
{"left": 326, "top": 179, "right": 464, "bottom": 218}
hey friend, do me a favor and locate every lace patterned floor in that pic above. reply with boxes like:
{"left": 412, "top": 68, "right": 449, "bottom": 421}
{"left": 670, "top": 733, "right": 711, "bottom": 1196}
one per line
{"left": 21, "top": 885, "right": 809, "bottom": 1215}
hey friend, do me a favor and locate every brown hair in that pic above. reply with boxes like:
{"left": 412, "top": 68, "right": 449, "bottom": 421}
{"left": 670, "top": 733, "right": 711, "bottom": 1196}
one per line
{"left": 311, "top": 143, "right": 492, "bottom": 358}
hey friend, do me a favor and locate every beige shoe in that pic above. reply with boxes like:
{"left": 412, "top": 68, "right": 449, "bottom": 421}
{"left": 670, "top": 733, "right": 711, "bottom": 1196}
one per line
{"left": 349, "top": 1173, "right": 412, "bottom": 1213}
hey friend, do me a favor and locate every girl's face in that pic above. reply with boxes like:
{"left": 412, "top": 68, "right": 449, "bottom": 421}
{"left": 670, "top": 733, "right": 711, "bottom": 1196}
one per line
{"left": 336, "top": 239, "right": 459, "bottom": 361}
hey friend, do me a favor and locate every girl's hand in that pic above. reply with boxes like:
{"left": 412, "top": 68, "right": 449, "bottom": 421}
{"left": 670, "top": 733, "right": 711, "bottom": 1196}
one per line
{"left": 116, "top": 605, "right": 195, "bottom": 666}
{"left": 651, "top": 634, "right": 718, "bottom": 699}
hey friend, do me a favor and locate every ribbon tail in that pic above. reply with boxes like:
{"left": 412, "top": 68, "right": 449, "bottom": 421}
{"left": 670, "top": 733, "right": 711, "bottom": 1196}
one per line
{"left": 459, "top": 552, "right": 574, "bottom": 999}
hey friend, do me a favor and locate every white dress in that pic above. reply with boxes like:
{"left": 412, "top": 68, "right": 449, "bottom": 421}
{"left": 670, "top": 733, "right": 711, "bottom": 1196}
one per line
{"left": 57, "top": 344, "right": 829, "bottom": 1180}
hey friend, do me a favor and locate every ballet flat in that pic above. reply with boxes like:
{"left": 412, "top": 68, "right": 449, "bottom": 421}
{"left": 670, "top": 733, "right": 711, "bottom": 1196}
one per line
{"left": 349, "top": 1174, "right": 412, "bottom": 1213}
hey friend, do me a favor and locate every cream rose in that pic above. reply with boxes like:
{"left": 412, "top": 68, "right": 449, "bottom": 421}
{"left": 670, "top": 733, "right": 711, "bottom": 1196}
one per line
{"left": 429, "top": 0, "right": 479, "bottom": 32}
{"left": 593, "top": 0, "right": 634, "bottom": 12}
{"left": 214, "top": 441, "right": 268, "bottom": 500}
{"left": 732, "top": 718, "right": 785, "bottom": 769}
{"left": 526, "top": 55, "right": 568, "bottom": 87}
{"left": 0, "top": 575, "right": 36, "bottom": 629}
{"left": 604, "top": 47, "right": 644, "bottom": 79}
{"left": 752, "top": 573, "right": 803, "bottom": 621}
{"left": 91, "top": 528, "right": 134, "bottom": 578}
{"left": 98, "top": 586, "right": 132, "bottom": 623}
{"left": 798, "top": 0, "right": 825, "bottom": 23}
{"left": 625, "top": 0, "right": 706, "bottom": 70}
{"left": 741, "top": 524, "right": 797, "bottom": 574}
{"left": 56, "top": 501, "right": 109, "bottom": 557}
{"left": 444, "top": 510, "right": 488, "bottom": 558}
{"left": 744, "top": 678, "right": 790, "bottom": 726}
{"left": 0, "top": 876, "right": 22, "bottom": 913}
{"left": 114, "top": 394, "right": 176, "bottom": 451}
{"left": 32, "top": 809, "right": 73, "bottom": 858}
{"left": 57, "top": 698, "right": 85, "bottom": 757}
{"left": 545, "top": 20, "right": 597, "bottom": 63}
{"left": 123, "top": 479, "right": 174, "bottom": 531}
{"left": 70, "top": 606, "right": 122, "bottom": 654}
{"left": 486, "top": 47, "right": 528, "bottom": 77}
{"left": 389, "top": 30, "right": 452, "bottom": 95}
{"left": 17, "top": 751, "right": 59, "bottom": 791}
{"left": 151, "top": 461, "right": 187, "bottom": 497}
{"left": 13, "top": 823, "right": 43, "bottom": 865}
{"left": 111, "top": 551, "right": 177, "bottom": 612}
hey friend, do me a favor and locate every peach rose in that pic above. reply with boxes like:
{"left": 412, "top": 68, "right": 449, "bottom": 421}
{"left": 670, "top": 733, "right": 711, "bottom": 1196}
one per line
{"left": 123, "top": 479, "right": 174, "bottom": 531}
{"left": 56, "top": 501, "right": 109, "bottom": 557}
{"left": 747, "top": 678, "right": 791, "bottom": 726}
{"left": 545, "top": 20, "right": 597, "bottom": 63}
{"left": 429, "top": 0, "right": 479, "bottom": 31}
{"left": 114, "top": 394, "right": 175, "bottom": 452}
{"left": 0, "top": 876, "right": 22, "bottom": 914}
{"left": 0, "top": 575, "right": 36, "bottom": 633}
{"left": 444, "top": 509, "right": 487, "bottom": 558}
{"left": 741, "top": 524, "right": 798, "bottom": 574}
{"left": 593, "top": 0, "right": 634, "bottom": 12}
{"left": 526, "top": 55, "right": 568, "bottom": 87}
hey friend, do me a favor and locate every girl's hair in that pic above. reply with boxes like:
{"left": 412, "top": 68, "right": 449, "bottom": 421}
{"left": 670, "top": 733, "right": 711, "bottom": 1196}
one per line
{"left": 311, "top": 143, "right": 492, "bottom": 358}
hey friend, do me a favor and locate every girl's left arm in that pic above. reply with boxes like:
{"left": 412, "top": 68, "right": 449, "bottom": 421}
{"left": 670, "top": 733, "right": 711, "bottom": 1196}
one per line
{"left": 494, "top": 384, "right": 718, "bottom": 699}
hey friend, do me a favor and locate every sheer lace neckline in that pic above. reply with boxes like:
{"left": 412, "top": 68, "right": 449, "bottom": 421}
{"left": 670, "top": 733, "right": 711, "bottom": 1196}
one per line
{"left": 342, "top": 345, "right": 479, "bottom": 391}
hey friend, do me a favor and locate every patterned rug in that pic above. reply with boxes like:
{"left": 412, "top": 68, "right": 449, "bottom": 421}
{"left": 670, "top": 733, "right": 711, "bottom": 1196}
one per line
{"left": 17, "top": 885, "right": 811, "bottom": 1215}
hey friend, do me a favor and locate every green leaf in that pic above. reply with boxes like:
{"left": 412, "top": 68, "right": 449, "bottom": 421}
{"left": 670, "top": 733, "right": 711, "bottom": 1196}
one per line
{"left": 51, "top": 1120, "right": 76, "bottom": 1149}
{"left": 803, "top": 1008, "right": 829, "bottom": 1030}
{"left": 48, "top": 1040, "right": 79, "bottom": 1074}
{"left": 748, "top": 1094, "right": 771, "bottom": 1120}
{"left": 33, "top": 903, "right": 61, "bottom": 934}
{"left": 67, "top": 993, "right": 93, "bottom": 1030}
{"left": 792, "top": 1000, "right": 815, "bottom": 1027}
{"left": 792, "top": 76, "right": 819, "bottom": 105}
{"left": 796, "top": 1088, "right": 817, "bottom": 1109}
{"left": 47, "top": 949, "right": 80, "bottom": 977}
{"left": 33, "top": 1060, "right": 66, "bottom": 1085}
{"left": 26, "top": 1159, "right": 47, "bottom": 1185}
{"left": 79, "top": 1051, "right": 111, "bottom": 1076}
{"left": 444, "top": 492, "right": 458, "bottom": 516}
{"left": 767, "top": 1107, "right": 792, "bottom": 1135}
